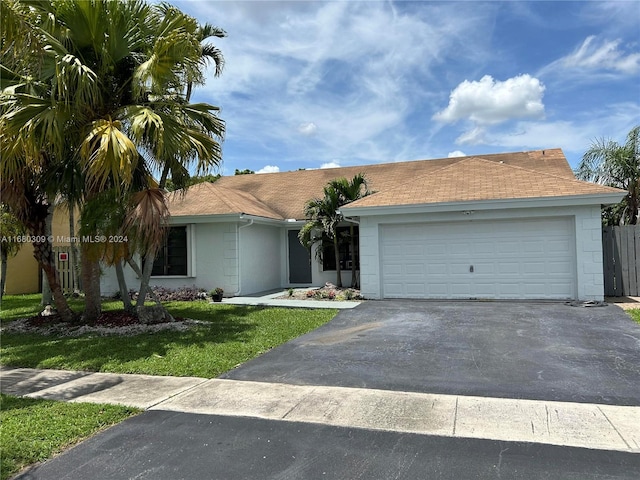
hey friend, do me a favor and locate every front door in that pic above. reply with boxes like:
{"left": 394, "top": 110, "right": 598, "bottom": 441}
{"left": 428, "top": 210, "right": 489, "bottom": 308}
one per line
{"left": 288, "top": 230, "right": 312, "bottom": 284}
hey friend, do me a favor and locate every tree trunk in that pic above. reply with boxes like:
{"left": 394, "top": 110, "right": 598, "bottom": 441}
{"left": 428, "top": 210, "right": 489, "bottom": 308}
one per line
{"left": 31, "top": 238, "right": 76, "bottom": 322}
{"left": 115, "top": 260, "right": 133, "bottom": 312}
{"left": 24, "top": 204, "right": 75, "bottom": 321}
{"left": 41, "top": 270, "right": 52, "bottom": 306}
{"left": 126, "top": 257, "right": 166, "bottom": 308}
{"left": 134, "top": 164, "right": 170, "bottom": 308}
{"left": 41, "top": 203, "right": 54, "bottom": 306}
{"left": 69, "top": 206, "right": 80, "bottom": 292}
{"left": 349, "top": 225, "right": 358, "bottom": 288}
{"left": 80, "top": 244, "right": 102, "bottom": 322}
{"left": 136, "top": 254, "right": 155, "bottom": 307}
{"left": 0, "top": 249, "right": 7, "bottom": 300}
{"left": 333, "top": 235, "right": 342, "bottom": 288}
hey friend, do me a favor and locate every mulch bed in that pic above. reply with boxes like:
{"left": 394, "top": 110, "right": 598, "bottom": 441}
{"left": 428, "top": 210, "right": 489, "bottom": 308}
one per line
{"left": 2, "top": 310, "right": 199, "bottom": 337}
{"left": 26, "top": 310, "right": 143, "bottom": 328}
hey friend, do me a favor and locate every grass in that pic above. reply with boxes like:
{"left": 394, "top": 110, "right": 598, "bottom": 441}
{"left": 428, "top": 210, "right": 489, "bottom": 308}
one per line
{"left": 628, "top": 309, "right": 640, "bottom": 324}
{"left": 0, "top": 294, "right": 132, "bottom": 323}
{"left": 0, "top": 394, "right": 140, "bottom": 480}
{"left": 0, "top": 295, "right": 337, "bottom": 377}
{"left": 0, "top": 295, "right": 336, "bottom": 477}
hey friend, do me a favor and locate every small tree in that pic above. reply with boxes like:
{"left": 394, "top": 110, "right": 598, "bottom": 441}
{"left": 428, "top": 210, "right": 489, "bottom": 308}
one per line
{"left": 300, "top": 184, "right": 343, "bottom": 286}
{"left": 0, "top": 205, "right": 25, "bottom": 299}
{"left": 576, "top": 126, "right": 639, "bottom": 225}
{"left": 299, "top": 174, "right": 371, "bottom": 288}
{"left": 327, "top": 174, "right": 371, "bottom": 287}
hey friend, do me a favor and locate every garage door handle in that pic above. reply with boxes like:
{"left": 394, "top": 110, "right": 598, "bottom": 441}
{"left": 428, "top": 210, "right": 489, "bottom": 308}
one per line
{"left": 470, "top": 265, "right": 474, "bottom": 273}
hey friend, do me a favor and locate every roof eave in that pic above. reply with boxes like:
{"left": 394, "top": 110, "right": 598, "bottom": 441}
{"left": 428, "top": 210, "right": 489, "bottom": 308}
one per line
{"left": 168, "top": 213, "right": 284, "bottom": 224}
{"left": 341, "top": 192, "right": 627, "bottom": 216}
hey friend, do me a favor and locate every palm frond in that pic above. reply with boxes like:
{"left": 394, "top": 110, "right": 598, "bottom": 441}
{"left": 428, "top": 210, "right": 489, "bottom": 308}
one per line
{"left": 123, "top": 187, "right": 170, "bottom": 256}
{"left": 80, "top": 117, "right": 139, "bottom": 192}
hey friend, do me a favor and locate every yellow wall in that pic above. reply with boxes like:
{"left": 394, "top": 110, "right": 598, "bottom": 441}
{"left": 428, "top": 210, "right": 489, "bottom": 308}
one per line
{"left": 2, "top": 206, "right": 78, "bottom": 295}
{"left": 3, "top": 246, "right": 40, "bottom": 295}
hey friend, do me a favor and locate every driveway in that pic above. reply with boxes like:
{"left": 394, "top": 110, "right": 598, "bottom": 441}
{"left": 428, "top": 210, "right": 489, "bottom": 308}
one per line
{"left": 222, "top": 300, "right": 640, "bottom": 406}
{"left": 12, "top": 301, "right": 640, "bottom": 479}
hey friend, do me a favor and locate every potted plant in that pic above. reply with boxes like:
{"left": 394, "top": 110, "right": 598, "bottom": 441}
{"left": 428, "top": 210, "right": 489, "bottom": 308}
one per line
{"left": 210, "top": 287, "right": 224, "bottom": 302}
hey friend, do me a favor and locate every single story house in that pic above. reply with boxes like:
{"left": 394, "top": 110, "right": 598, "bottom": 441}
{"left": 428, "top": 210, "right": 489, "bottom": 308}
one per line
{"left": 101, "top": 148, "right": 625, "bottom": 301}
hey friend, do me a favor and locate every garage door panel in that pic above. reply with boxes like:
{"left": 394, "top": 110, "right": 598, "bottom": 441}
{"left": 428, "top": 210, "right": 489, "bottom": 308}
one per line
{"left": 385, "top": 264, "right": 403, "bottom": 275}
{"left": 381, "top": 218, "right": 576, "bottom": 300}
{"left": 549, "top": 261, "right": 572, "bottom": 275}
{"left": 497, "top": 262, "right": 520, "bottom": 275}
{"left": 405, "top": 264, "right": 424, "bottom": 275}
{"left": 473, "top": 263, "right": 495, "bottom": 274}
{"left": 547, "top": 239, "right": 572, "bottom": 253}
{"left": 426, "top": 263, "right": 448, "bottom": 275}
{"left": 523, "top": 262, "right": 545, "bottom": 274}
{"left": 521, "top": 241, "right": 545, "bottom": 254}
{"left": 406, "top": 283, "right": 426, "bottom": 295}
{"left": 496, "top": 242, "right": 521, "bottom": 255}
{"left": 472, "top": 242, "right": 496, "bottom": 255}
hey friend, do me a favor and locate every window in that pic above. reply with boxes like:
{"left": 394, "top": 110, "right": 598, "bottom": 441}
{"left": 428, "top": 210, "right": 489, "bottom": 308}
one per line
{"left": 152, "top": 226, "right": 188, "bottom": 276}
{"left": 322, "top": 226, "right": 359, "bottom": 271}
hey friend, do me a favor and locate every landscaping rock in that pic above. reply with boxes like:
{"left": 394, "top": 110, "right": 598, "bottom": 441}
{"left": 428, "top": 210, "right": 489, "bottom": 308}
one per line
{"left": 136, "top": 305, "right": 173, "bottom": 324}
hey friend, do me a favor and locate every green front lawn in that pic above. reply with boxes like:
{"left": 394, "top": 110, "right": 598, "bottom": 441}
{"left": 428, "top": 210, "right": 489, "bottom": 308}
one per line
{"left": 0, "top": 394, "right": 140, "bottom": 480}
{"left": 0, "top": 296, "right": 336, "bottom": 478}
{"left": 0, "top": 295, "right": 337, "bottom": 377}
{"left": 628, "top": 309, "right": 640, "bottom": 324}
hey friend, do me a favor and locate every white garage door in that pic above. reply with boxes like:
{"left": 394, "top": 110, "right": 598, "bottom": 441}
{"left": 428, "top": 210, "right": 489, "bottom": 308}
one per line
{"left": 381, "top": 218, "right": 576, "bottom": 300}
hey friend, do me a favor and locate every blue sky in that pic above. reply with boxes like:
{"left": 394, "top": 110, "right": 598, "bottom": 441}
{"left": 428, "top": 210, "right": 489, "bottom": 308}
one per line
{"left": 174, "top": 0, "right": 640, "bottom": 175}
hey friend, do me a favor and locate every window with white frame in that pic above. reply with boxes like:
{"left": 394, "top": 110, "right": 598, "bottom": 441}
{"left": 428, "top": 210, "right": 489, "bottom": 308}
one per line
{"left": 151, "top": 226, "right": 188, "bottom": 276}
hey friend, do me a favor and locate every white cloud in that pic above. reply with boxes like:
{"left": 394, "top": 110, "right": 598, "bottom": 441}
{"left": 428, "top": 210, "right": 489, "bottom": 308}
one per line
{"left": 472, "top": 102, "right": 640, "bottom": 167}
{"left": 434, "top": 74, "right": 545, "bottom": 126}
{"left": 256, "top": 165, "right": 280, "bottom": 174}
{"left": 455, "top": 127, "right": 487, "bottom": 145}
{"left": 541, "top": 36, "right": 640, "bottom": 77}
{"left": 185, "top": 0, "right": 495, "bottom": 167}
{"left": 448, "top": 150, "right": 466, "bottom": 158}
{"left": 320, "top": 161, "right": 341, "bottom": 169}
{"left": 297, "top": 122, "right": 317, "bottom": 136}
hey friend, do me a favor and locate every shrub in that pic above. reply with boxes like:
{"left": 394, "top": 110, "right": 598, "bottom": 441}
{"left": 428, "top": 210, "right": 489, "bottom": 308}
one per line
{"left": 129, "top": 285, "right": 208, "bottom": 302}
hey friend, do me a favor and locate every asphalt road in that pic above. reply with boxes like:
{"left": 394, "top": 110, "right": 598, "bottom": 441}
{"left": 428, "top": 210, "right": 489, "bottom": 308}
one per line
{"left": 16, "top": 411, "right": 640, "bottom": 480}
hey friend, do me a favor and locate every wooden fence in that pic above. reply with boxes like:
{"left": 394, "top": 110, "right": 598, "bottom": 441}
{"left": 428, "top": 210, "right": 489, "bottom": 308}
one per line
{"left": 602, "top": 225, "right": 639, "bottom": 297}
{"left": 53, "top": 246, "right": 80, "bottom": 295}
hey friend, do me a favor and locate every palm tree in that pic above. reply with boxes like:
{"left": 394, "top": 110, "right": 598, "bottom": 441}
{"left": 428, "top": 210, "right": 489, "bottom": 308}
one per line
{"left": 328, "top": 174, "right": 371, "bottom": 287}
{"left": 0, "top": 204, "right": 25, "bottom": 300}
{"left": 576, "top": 126, "right": 639, "bottom": 225}
{"left": 299, "top": 184, "right": 343, "bottom": 287}
{"left": 1, "top": 0, "right": 225, "bottom": 322}
{"left": 299, "top": 174, "right": 371, "bottom": 288}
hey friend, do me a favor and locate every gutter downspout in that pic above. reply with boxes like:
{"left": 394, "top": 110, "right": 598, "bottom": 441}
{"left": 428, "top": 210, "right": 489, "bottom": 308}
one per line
{"left": 337, "top": 210, "right": 360, "bottom": 225}
{"left": 233, "top": 215, "right": 254, "bottom": 296}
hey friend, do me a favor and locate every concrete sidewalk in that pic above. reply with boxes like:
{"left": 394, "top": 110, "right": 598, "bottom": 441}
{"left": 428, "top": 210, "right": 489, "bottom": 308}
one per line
{"left": 2, "top": 366, "right": 639, "bottom": 454}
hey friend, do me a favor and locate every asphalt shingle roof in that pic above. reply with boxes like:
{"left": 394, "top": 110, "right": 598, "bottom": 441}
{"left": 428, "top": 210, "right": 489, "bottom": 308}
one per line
{"left": 345, "top": 157, "right": 624, "bottom": 209}
{"left": 167, "top": 148, "right": 623, "bottom": 220}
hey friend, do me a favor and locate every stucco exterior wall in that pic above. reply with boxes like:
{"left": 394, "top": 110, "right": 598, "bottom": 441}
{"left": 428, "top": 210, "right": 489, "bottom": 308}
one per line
{"left": 2, "top": 206, "right": 79, "bottom": 295}
{"left": 3, "top": 247, "right": 40, "bottom": 295}
{"left": 100, "top": 222, "right": 239, "bottom": 296}
{"left": 358, "top": 205, "right": 605, "bottom": 301}
{"left": 309, "top": 242, "right": 355, "bottom": 288}
{"left": 239, "top": 223, "right": 281, "bottom": 295}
